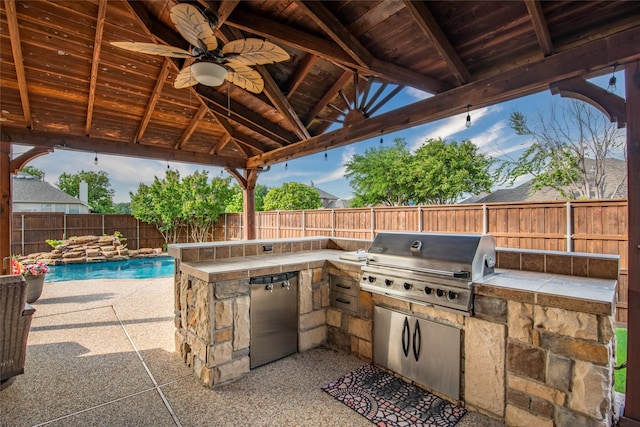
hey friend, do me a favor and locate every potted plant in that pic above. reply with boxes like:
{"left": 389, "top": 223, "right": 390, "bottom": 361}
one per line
{"left": 11, "top": 257, "right": 49, "bottom": 303}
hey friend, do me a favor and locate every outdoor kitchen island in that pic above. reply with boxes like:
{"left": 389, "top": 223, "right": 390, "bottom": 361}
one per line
{"left": 169, "top": 237, "right": 619, "bottom": 427}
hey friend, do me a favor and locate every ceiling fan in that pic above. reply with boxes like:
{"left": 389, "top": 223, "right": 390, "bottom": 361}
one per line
{"left": 111, "top": 3, "right": 289, "bottom": 94}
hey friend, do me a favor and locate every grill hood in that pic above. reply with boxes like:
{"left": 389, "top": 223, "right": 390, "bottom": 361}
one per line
{"left": 366, "top": 232, "right": 496, "bottom": 281}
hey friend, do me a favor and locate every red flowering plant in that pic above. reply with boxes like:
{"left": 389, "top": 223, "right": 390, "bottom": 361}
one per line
{"left": 11, "top": 257, "right": 50, "bottom": 277}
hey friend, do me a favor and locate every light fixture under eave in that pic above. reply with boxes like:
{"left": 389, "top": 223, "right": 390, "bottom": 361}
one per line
{"left": 465, "top": 104, "right": 472, "bottom": 128}
{"left": 607, "top": 63, "right": 618, "bottom": 93}
{"left": 191, "top": 62, "right": 228, "bottom": 87}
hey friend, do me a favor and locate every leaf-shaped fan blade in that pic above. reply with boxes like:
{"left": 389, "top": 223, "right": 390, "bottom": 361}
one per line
{"left": 222, "top": 39, "right": 290, "bottom": 66}
{"left": 226, "top": 64, "right": 264, "bottom": 94}
{"left": 174, "top": 66, "right": 198, "bottom": 89}
{"left": 111, "top": 42, "right": 193, "bottom": 58}
{"left": 170, "top": 4, "right": 218, "bottom": 52}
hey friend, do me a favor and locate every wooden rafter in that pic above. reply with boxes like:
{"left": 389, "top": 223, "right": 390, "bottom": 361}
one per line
{"left": 175, "top": 104, "right": 209, "bottom": 150}
{"left": 285, "top": 54, "right": 317, "bottom": 100}
{"left": 137, "top": 60, "right": 172, "bottom": 144}
{"left": 225, "top": 8, "right": 451, "bottom": 94}
{"left": 214, "top": 0, "right": 240, "bottom": 26}
{"left": 294, "top": 1, "right": 370, "bottom": 68}
{"left": 211, "top": 112, "right": 268, "bottom": 154}
{"left": 304, "top": 70, "right": 352, "bottom": 126}
{"left": 525, "top": 0, "right": 554, "bottom": 57}
{"left": 4, "top": 0, "right": 32, "bottom": 129}
{"left": 403, "top": 0, "right": 471, "bottom": 85}
{"left": 85, "top": 0, "right": 107, "bottom": 136}
{"left": 222, "top": 26, "right": 310, "bottom": 140}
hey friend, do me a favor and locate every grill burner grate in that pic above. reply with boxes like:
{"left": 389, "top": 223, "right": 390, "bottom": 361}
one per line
{"left": 361, "top": 232, "right": 496, "bottom": 315}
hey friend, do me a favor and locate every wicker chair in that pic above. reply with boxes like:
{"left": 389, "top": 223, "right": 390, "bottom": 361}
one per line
{"left": 1, "top": 275, "right": 36, "bottom": 390}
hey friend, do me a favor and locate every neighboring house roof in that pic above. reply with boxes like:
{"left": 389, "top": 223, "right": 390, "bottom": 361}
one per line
{"left": 462, "top": 158, "right": 627, "bottom": 204}
{"left": 325, "top": 199, "right": 351, "bottom": 209}
{"left": 12, "top": 173, "right": 90, "bottom": 206}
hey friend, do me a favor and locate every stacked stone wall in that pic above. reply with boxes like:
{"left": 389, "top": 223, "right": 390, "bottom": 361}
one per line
{"left": 16, "top": 234, "right": 163, "bottom": 264}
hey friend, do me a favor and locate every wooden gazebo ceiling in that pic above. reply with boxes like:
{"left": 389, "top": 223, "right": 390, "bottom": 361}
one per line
{"left": 1, "top": 1, "right": 640, "bottom": 171}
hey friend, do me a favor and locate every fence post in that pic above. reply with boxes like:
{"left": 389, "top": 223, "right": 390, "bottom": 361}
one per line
{"left": 418, "top": 206, "right": 422, "bottom": 232}
{"left": 331, "top": 209, "right": 335, "bottom": 237}
{"left": 302, "top": 210, "right": 305, "bottom": 237}
{"left": 102, "top": 214, "right": 105, "bottom": 235}
{"left": 566, "top": 201, "right": 573, "bottom": 252}
{"left": 224, "top": 213, "right": 227, "bottom": 241}
{"left": 136, "top": 218, "right": 140, "bottom": 250}
{"left": 483, "top": 204, "right": 489, "bottom": 234}
{"left": 64, "top": 214, "right": 67, "bottom": 239}
{"left": 277, "top": 211, "right": 281, "bottom": 239}
{"left": 21, "top": 214, "right": 25, "bottom": 255}
{"left": 371, "top": 207, "right": 375, "bottom": 240}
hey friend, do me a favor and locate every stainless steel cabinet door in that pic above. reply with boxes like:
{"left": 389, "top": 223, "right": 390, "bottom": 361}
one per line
{"left": 373, "top": 306, "right": 461, "bottom": 400}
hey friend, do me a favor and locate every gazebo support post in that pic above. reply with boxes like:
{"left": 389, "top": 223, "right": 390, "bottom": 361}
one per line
{"left": 0, "top": 141, "right": 11, "bottom": 274}
{"left": 621, "top": 60, "right": 640, "bottom": 427}
{"left": 226, "top": 168, "right": 259, "bottom": 241}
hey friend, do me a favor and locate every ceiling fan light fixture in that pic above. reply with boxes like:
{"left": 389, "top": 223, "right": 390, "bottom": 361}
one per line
{"left": 191, "top": 62, "right": 227, "bottom": 87}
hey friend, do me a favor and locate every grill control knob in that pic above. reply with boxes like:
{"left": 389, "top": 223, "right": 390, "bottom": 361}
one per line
{"left": 436, "top": 289, "right": 445, "bottom": 298}
{"left": 385, "top": 279, "right": 393, "bottom": 287}
{"left": 448, "top": 291, "right": 457, "bottom": 300}
{"left": 403, "top": 282, "right": 412, "bottom": 290}
{"left": 424, "top": 287, "right": 432, "bottom": 295}
{"left": 368, "top": 276, "right": 376, "bottom": 283}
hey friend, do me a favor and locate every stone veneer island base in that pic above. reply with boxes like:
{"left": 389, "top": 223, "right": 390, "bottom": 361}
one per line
{"left": 169, "top": 238, "right": 619, "bottom": 427}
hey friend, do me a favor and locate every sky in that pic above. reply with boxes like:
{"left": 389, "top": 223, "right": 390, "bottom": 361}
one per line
{"left": 13, "top": 75, "right": 624, "bottom": 203}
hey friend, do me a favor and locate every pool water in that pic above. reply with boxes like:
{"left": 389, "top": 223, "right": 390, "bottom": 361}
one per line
{"left": 45, "top": 256, "right": 175, "bottom": 282}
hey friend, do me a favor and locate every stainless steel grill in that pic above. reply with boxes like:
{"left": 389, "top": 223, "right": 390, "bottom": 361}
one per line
{"left": 361, "top": 232, "right": 496, "bottom": 315}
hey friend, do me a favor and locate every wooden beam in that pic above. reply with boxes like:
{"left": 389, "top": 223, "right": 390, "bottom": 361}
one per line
{"left": 247, "top": 25, "right": 640, "bottom": 168}
{"left": 550, "top": 77, "right": 626, "bottom": 127}
{"left": 196, "top": 86, "right": 298, "bottom": 146}
{"left": 294, "top": 1, "right": 370, "bottom": 68}
{"left": 1, "top": 128, "right": 245, "bottom": 169}
{"left": 125, "top": 0, "right": 187, "bottom": 48}
{"left": 9, "top": 146, "right": 53, "bottom": 173}
{"left": 225, "top": 8, "right": 451, "bottom": 94}
{"left": 4, "top": 0, "right": 32, "bottom": 129}
{"left": 227, "top": 168, "right": 259, "bottom": 240}
{"left": 210, "top": 112, "right": 268, "bottom": 155}
{"left": 175, "top": 104, "right": 209, "bottom": 150}
{"left": 215, "top": 0, "right": 240, "bottom": 26}
{"left": 620, "top": 60, "right": 640, "bottom": 427}
{"left": 403, "top": 0, "right": 471, "bottom": 85}
{"left": 525, "top": 0, "right": 554, "bottom": 57}
{"left": 0, "top": 142, "right": 11, "bottom": 273}
{"left": 304, "top": 70, "right": 352, "bottom": 126}
{"left": 137, "top": 60, "right": 172, "bottom": 143}
{"left": 85, "top": 0, "right": 107, "bottom": 136}
{"left": 285, "top": 54, "right": 317, "bottom": 100}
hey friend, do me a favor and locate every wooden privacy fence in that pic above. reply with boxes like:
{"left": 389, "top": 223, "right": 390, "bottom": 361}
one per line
{"left": 10, "top": 199, "right": 629, "bottom": 322}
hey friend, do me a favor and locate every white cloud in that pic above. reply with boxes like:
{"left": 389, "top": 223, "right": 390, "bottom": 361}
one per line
{"left": 405, "top": 87, "right": 433, "bottom": 101}
{"left": 314, "top": 146, "right": 355, "bottom": 184}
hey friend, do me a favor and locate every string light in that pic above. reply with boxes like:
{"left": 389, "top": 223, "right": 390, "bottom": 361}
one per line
{"left": 285, "top": 157, "right": 289, "bottom": 170}
{"left": 607, "top": 63, "right": 618, "bottom": 93}
{"left": 94, "top": 152, "right": 98, "bottom": 165}
{"left": 380, "top": 130, "right": 383, "bottom": 144}
{"left": 324, "top": 148, "right": 328, "bottom": 161}
{"left": 167, "top": 161, "right": 170, "bottom": 170}
{"left": 465, "top": 104, "right": 472, "bottom": 128}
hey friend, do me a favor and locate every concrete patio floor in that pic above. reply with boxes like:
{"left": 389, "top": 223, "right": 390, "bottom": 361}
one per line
{"left": 0, "top": 277, "right": 503, "bottom": 427}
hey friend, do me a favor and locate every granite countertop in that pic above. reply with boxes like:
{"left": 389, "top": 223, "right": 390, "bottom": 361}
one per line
{"left": 179, "top": 251, "right": 616, "bottom": 316}
{"left": 474, "top": 268, "right": 617, "bottom": 316}
{"left": 180, "top": 249, "right": 364, "bottom": 282}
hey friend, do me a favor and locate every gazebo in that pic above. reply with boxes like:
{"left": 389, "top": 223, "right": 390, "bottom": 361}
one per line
{"left": 1, "top": 1, "right": 639, "bottom": 423}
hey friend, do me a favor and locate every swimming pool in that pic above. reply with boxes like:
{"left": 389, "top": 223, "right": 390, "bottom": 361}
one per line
{"left": 45, "top": 256, "right": 175, "bottom": 282}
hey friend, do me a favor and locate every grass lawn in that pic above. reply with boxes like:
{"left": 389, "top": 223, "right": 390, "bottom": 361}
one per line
{"left": 616, "top": 328, "right": 627, "bottom": 394}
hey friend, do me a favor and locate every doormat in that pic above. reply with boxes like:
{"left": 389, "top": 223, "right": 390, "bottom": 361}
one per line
{"left": 322, "top": 364, "right": 466, "bottom": 427}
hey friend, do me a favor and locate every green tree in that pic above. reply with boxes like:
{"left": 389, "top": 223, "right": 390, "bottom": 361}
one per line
{"left": 181, "top": 172, "right": 233, "bottom": 242}
{"left": 345, "top": 137, "right": 493, "bottom": 206}
{"left": 130, "top": 170, "right": 184, "bottom": 244}
{"left": 22, "top": 166, "right": 45, "bottom": 179}
{"left": 56, "top": 170, "right": 115, "bottom": 213}
{"left": 345, "top": 138, "right": 414, "bottom": 207}
{"left": 263, "top": 182, "right": 321, "bottom": 210}
{"left": 409, "top": 138, "right": 494, "bottom": 205}
{"left": 113, "top": 202, "right": 131, "bottom": 214}
{"left": 226, "top": 184, "right": 269, "bottom": 212}
{"left": 499, "top": 100, "right": 625, "bottom": 199}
